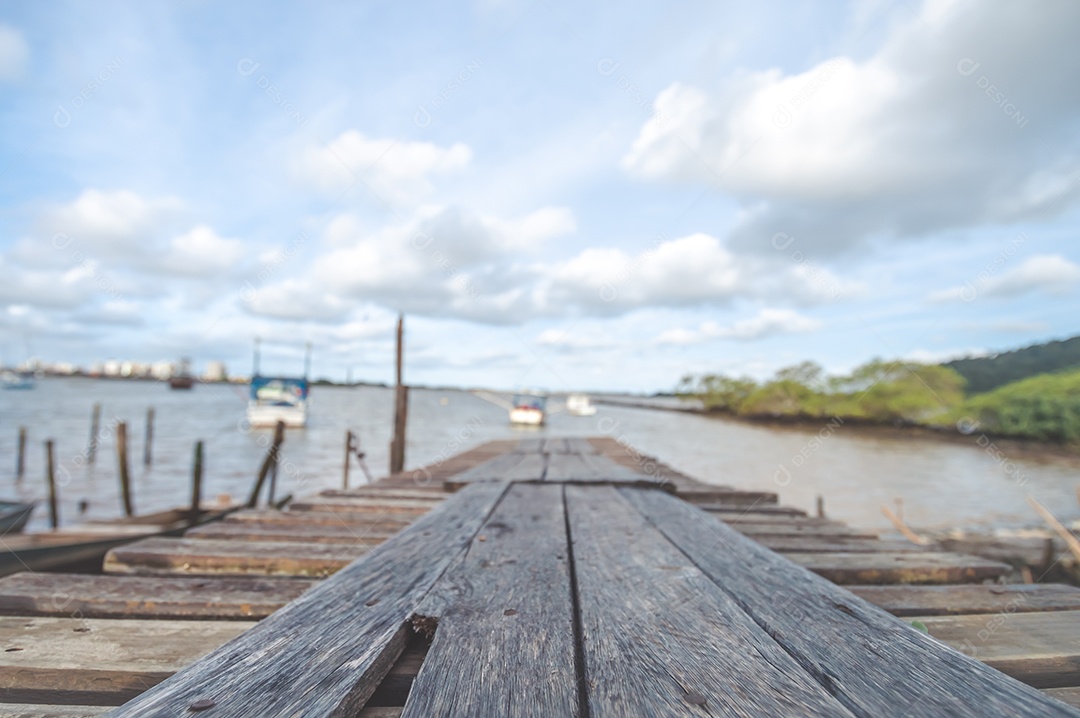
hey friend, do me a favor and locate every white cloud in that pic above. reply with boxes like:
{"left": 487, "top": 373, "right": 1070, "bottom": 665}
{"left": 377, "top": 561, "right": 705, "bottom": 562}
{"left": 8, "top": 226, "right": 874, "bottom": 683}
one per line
{"left": 623, "top": 0, "right": 1080, "bottom": 254}
{"left": 161, "top": 225, "right": 245, "bottom": 276}
{"left": 0, "top": 25, "right": 28, "bottom": 81}
{"left": 929, "top": 254, "right": 1080, "bottom": 302}
{"left": 654, "top": 309, "right": 822, "bottom": 345}
{"left": 296, "top": 131, "right": 471, "bottom": 203}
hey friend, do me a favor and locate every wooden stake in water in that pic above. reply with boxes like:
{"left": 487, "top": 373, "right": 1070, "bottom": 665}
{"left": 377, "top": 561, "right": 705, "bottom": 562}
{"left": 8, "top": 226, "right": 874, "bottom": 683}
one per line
{"left": 45, "top": 439, "right": 58, "bottom": 529}
{"left": 16, "top": 427, "right": 26, "bottom": 479}
{"left": 144, "top": 407, "right": 155, "bottom": 466}
{"left": 247, "top": 420, "right": 285, "bottom": 508}
{"left": 189, "top": 441, "right": 204, "bottom": 526}
{"left": 343, "top": 430, "right": 354, "bottom": 489}
{"left": 389, "top": 313, "right": 408, "bottom": 474}
{"left": 116, "top": 421, "right": 134, "bottom": 517}
{"left": 87, "top": 403, "right": 101, "bottom": 464}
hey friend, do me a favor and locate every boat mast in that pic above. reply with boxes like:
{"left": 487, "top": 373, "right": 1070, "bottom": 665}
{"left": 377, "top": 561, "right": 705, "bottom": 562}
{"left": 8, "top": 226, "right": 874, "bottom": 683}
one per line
{"left": 253, "top": 337, "right": 261, "bottom": 378}
{"left": 304, "top": 342, "right": 312, "bottom": 380}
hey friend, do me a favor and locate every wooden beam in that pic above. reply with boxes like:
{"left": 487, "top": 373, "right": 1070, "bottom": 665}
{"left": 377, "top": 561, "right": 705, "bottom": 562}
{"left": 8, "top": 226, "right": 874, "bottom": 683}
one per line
{"left": 104, "top": 538, "right": 372, "bottom": 578}
{"left": 914, "top": 611, "right": 1080, "bottom": 688}
{"left": 620, "top": 488, "right": 1076, "bottom": 716}
{"left": 566, "top": 484, "right": 852, "bottom": 716}
{"left": 0, "top": 617, "right": 251, "bottom": 705}
{"left": 849, "top": 584, "right": 1080, "bottom": 617}
{"left": 105, "top": 482, "right": 508, "bottom": 717}
{"left": 784, "top": 551, "right": 1010, "bottom": 585}
{"left": 0, "top": 574, "right": 315, "bottom": 620}
{"left": 402, "top": 484, "right": 578, "bottom": 716}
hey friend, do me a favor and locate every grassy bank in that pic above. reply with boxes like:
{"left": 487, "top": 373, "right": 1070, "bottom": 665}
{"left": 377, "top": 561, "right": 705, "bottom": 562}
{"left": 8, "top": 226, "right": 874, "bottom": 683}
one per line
{"left": 677, "top": 360, "right": 1080, "bottom": 446}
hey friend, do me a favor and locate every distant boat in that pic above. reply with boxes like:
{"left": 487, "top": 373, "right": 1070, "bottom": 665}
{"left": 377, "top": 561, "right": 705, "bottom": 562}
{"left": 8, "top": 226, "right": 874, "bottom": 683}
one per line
{"left": 169, "top": 357, "right": 195, "bottom": 390}
{"left": 0, "top": 370, "right": 34, "bottom": 390}
{"left": 246, "top": 339, "right": 311, "bottom": 428}
{"left": 566, "top": 393, "right": 598, "bottom": 416}
{"left": 509, "top": 392, "right": 547, "bottom": 426}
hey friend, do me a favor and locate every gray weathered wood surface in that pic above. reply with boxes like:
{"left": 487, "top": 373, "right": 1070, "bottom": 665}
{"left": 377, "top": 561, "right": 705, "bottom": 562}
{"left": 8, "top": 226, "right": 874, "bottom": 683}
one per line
{"left": 0, "top": 574, "right": 315, "bottom": 620}
{"left": 104, "top": 538, "right": 371, "bottom": 578}
{"left": 402, "top": 484, "right": 579, "bottom": 717}
{"left": 850, "top": 584, "right": 1080, "bottom": 617}
{"left": 0, "top": 617, "right": 252, "bottom": 705}
{"left": 784, "top": 550, "right": 1010, "bottom": 584}
{"left": 621, "top": 488, "right": 1078, "bottom": 716}
{"left": 102, "top": 482, "right": 507, "bottom": 717}
{"left": 566, "top": 484, "right": 854, "bottom": 717}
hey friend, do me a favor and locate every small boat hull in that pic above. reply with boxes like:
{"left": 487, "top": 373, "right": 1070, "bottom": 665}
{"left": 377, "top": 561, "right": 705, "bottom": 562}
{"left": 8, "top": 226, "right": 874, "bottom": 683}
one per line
{"left": 509, "top": 407, "right": 546, "bottom": 426}
{"left": 0, "top": 502, "right": 34, "bottom": 535}
{"left": 247, "top": 404, "right": 307, "bottom": 428}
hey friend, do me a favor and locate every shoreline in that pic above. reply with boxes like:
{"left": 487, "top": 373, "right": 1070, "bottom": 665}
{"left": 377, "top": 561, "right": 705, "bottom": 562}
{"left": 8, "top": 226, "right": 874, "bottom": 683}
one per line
{"left": 594, "top": 397, "right": 1080, "bottom": 461}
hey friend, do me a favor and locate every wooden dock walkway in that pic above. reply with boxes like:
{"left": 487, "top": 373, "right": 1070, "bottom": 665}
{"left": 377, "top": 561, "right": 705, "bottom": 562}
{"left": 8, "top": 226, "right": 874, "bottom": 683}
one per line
{"left": 0, "top": 437, "right": 1078, "bottom": 715}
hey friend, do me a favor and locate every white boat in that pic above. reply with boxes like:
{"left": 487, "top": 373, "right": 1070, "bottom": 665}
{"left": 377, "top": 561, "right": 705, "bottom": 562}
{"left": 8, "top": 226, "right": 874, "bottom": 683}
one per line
{"left": 246, "top": 339, "right": 311, "bottom": 428}
{"left": 509, "top": 393, "right": 547, "bottom": 426}
{"left": 247, "top": 377, "right": 309, "bottom": 427}
{"left": 0, "top": 370, "right": 34, "bottom": 390}
{"left": 566, "top": 393, "right": 597, "bottom": 416}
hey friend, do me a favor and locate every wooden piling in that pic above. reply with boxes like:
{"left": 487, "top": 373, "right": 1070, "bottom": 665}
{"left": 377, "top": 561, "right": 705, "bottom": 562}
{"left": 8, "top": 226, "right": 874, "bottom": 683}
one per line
{"left": 247, "top": 421, "right": 285, "bottom": 509}
{"left": 816, "top": 494, "right": 825, "bottom": 519}
{"left": 15, "top": 427, "right": 26, "bottom": 479}
{"left": 117, "top": 421, "right": 134, "bottom": 517}
{"left": 87, "top": 403, "right": 101, "bottom": 463}
{"left": 144, "top": 407, "right": 155, "bottom": 466}
{"left": 389, "top": 314, "right": 408, "bottom": 475}
{"left": 343, "top": 430, "right": 354, "bottom": 489}
{"left": 44, "top": 439, "right": 58, "bottom": 529}
{"left": 189, "top": 441, "right": 204, "bottom": 526}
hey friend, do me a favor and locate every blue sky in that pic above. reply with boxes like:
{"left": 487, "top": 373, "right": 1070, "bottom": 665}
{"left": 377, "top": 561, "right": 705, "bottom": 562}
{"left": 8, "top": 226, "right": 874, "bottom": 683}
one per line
{"left": 0, "top": 0, "right": 1078, "bottom": 391}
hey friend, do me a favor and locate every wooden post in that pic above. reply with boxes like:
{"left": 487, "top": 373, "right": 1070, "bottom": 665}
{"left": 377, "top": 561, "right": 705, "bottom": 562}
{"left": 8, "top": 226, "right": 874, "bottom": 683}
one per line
{"left": 144, "top": 407, "right": 155, "bottom": 466}
{"left": 45, "top": 440, "right": 58, "bottom": 529}
{"left": 389, "top": 314, "right": 407, "bottom": 475}
{"left": 189, "top": 441, "right": 204, "bottom": 526}
{"left": 815, "top": 494, "right": 825, "bottom": 519}
{"left": 343, "top": 430, "right": 353, "bottom": 489}
{"left": 268, "top": 458, "right": 278, "bottom": 507}
{"left": 117, "top": 421, "right": 133, "bottom": 517}
{"left": 16, "top": 427, "right": 26, "bottom": 479}
{"left": 247, "top": 420, "right": 285, "bottom": 508}
{"left": 87, "top": 403, "right": 101, "bottom": 463}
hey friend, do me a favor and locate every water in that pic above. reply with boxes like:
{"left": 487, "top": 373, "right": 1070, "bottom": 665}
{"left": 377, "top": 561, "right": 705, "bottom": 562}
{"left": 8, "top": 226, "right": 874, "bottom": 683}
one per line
{"left": 1, "top": 378, "right": 1077, "bottom": 533}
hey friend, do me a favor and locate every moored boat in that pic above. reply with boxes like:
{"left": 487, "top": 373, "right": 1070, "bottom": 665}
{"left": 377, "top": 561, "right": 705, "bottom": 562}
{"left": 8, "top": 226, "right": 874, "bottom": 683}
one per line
{"left": 0, "top": 501, "right": 35, "bottom": 535}
{"left": 168, "top": 357, "right": 195, "bottom": 389}
{"left": 509, "top": 392, "right": 547, "bottom": 426}
{"left": 246, "top": 339, "right": 311, "bottom": 428}
{"left": 566, "top": 392, "right": 598, "bottom": 416}
{"left": 0, "top": 370, "right": 34, "bottom": 390}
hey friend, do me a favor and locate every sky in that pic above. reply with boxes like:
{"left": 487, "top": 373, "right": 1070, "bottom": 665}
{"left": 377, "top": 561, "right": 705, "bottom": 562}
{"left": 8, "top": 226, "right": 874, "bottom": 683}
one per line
{"left": 0, "top": 0, "right": 1078, "bottom": 392}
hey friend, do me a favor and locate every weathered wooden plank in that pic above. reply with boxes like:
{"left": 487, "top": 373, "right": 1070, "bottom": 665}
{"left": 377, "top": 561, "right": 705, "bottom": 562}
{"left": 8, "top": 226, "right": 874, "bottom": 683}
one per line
{"left": 621, "top": 488, "right": 1076, "bottom": 716}
{"left": 104, "top": 538, "right": 372, "bottom": 578}
{"left": 515, "top": 438, "right": 544, "bottom": 453}
{"left": 849, "top": 584, "right": 1080, "bottom": 617}
{"left": 225, "top": 510, "right": 411, "bottom": 533}
{"left": 676, "top": 488, "right": 778, "bottom": 506}
{"left": 402, "top": 483, "right": 578, "bottom": 717}
{"left": 563, "top": 437, "right": 599, "bottom": 455}
{"left": 1045, "top": 687, "right": 1080, "bottom": 709}
{"left": 702, "top": 505, "right": 807, "bottom": 517}
{"left": 785, "top": 551, "right": 1010, "bottom": 585}
{"left": 444, "top": 453, "right": 527, "bottom": 483}
{"left": 566, "top": 484, "right": 854, "bottom": 717}
{"left": 543, "top": 452, "right": 656, "bottom": 483}
{"left": 105, "top": 482, "right": 508, "bottom": 717}
{"left": 915, "top": 611, "right": 1080, "bottom": 688}
{"left": 318, "top": 489, "right": 445, "bottom": 502}
{"left": 733, "top": 522, "right": 878, "bottom": 539}
{"left": 0, "top": 706, "right": 107, "bottom": 717}
{"left": 757, "top": 537, "right": 922, "bottom": 554}
{"left": 187, "top": 522, "right": 392, "bottom": 545}
{"left": 0, "top": 617, "right": 252, "bottom": 705}
{"left": 0, "top": 574, "right": 315, "bottom": 620}
{"left": 289, "top": 498, "right": 436, "bottom": 515}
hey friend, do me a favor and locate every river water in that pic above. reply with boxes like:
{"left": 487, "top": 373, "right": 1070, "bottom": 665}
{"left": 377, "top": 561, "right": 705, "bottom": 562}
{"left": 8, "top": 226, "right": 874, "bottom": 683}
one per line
{"left": 1, "top": 377, "right": 1077, "bottom": 533}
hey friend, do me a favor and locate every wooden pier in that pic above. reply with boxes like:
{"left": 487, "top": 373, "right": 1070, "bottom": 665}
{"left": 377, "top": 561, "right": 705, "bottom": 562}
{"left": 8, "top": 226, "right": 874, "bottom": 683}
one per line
{"left": 0, "top": 437, "right": 1078, "bottom": 715}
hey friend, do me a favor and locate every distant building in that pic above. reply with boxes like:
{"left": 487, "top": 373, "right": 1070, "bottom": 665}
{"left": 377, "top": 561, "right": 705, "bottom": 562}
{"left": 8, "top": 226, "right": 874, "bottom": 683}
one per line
{"left": 151, "top": 361, "right": 174, "bottom": 380}
{"left": 203, "top": 361, "right": 227, "bottom": 382}
{"left": 103, "top": 359, "right": 121, "bottom": 377}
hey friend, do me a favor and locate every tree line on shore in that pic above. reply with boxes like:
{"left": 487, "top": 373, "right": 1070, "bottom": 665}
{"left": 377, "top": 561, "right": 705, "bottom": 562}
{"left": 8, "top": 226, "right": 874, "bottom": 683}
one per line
{"left": 676, "top": 337, "right": 1080, "bottom": 443}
